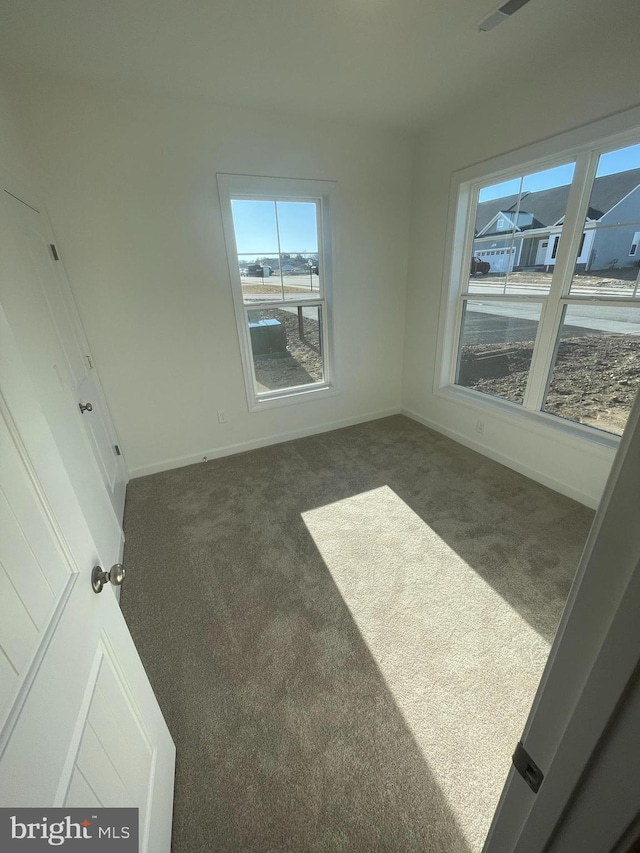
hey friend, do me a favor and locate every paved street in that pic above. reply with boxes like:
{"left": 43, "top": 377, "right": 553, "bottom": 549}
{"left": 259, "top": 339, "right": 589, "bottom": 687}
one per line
{"left": 465, "top": 300, "right": 640, "bottom": 343}
{"left": 241, "top": 272, "right": 640, "bottom": 341}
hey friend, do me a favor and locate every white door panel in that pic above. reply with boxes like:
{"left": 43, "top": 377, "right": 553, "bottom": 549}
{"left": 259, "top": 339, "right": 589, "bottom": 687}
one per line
{"left": 0, "top": 487, "right": 59, "bottom": 626}
{"left": 78, "top": 372, "right": 120, "bottom": 493}
{"left": 0, "top": 191, "right": 124, "bottom": 565}
{"left": 0, "top": 277, "right": 174, "bottom": 848}
{"left": 0, "top": 652, "right": 18, "bottom": 726}
{"left": 0, "top": 567, "right": 38, "bottom": 674}
{"left": 1, "top": 573, "right": 175, "bottom": 852}
{"left": 22, "top": 227, "right": 87, "bottom": 390}
{"left": 66, "top": 768, "right": 103, "bottom": 809}
{"left": 88, "top": 662, "right": 155, "bottom": 799}
{"left": 0, "top": 189, "right": 127, "bottom": 530}
{"left": 75, "top": 724, "right": 132, "bottom": 807}
{"left": 484, "top": 378, "right": 640, "bottom": 850}
{"left": 0, "top": 400, "right": 70, "bottom": 732}
{"left": 0, "top": 564, "right": 38, "bottom": 669}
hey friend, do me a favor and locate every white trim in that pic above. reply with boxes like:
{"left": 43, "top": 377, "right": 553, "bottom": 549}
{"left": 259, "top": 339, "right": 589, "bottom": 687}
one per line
{"left": 433, "top": 177, "right": 473, "bottom": 392}
{"left": 127, "top": 407, "right": 401, "bottom": 478}
{"left": 437, "top": 111, "right": 640, "bottom": 450}
{"left": 247, "top": 381, "right": 339, "bottom": 410}
{"left": 433, "top": 384, "right": 619, "bottom": 452}
{"left": 401, "top": 407, "right": 605, "bottom": 508}
{"left": 562, "top": 295, "right": 640, "bottom": 306}
{"left": 217, "top": 173, "right": 337, "bottom": 412}
{"left": 523, "top": 150, "right": 597, "bottom": 409}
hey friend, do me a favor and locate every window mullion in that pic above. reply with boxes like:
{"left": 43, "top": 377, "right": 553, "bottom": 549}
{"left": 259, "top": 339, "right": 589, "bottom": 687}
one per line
{"left": 273, "top": 201, "right": 285, "bottom": 300}
{"left": 217, "top": 174, "right": 335, "bottom": 411}
{"left": 523, "top": 151, "right": 600, "bottom": 411}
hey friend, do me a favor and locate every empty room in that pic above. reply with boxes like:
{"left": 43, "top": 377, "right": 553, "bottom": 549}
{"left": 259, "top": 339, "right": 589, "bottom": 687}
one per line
{"left": 1, "top": 0, "right": 640, "bottom": 851}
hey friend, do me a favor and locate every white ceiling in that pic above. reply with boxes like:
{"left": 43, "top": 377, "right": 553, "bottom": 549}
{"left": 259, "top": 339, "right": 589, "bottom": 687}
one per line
{"left": 0, "top": 0, "right": 638, "bottom": 130}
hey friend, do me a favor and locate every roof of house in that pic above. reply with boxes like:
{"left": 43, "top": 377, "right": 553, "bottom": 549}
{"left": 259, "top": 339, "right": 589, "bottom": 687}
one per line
{"left": 589, "top": 167, "right": 640, "bottom": 218}
{"left": 475, "top": 167, "right": 640, "bottom": 236}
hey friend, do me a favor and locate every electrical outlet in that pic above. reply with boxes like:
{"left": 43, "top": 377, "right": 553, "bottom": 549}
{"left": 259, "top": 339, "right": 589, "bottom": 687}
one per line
{"left": 217, "top": 410, "right": 227, "bottom": 424}
{"left": 476, "top": 418, "right": 485, "bottom": 435}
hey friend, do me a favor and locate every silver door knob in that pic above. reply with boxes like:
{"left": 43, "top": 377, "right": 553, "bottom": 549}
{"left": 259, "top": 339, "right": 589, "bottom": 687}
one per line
{"left": 79, "top": 402, "right": 93, "bottom": 414}
{"left": 91, "top": 563, "right": 126, "bottom": 594}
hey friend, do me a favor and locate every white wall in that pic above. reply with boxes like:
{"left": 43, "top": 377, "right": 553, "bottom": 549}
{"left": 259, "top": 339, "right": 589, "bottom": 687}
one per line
{"left": 8, "top": 79, "right": 413, "bottom": 476}
{"left": 8, "top": 63, "right": 640, "bottom": 504}
{"left": 403, "top": 80, "right": 640, "bottom": 508}
{"left": 0, "top": 78, "right": 35, "bottom": 189}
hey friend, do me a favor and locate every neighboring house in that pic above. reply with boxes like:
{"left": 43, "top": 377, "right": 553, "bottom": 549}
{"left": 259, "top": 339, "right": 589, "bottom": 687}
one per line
{"left": 473, "top": 167, "right": 640, "bottom": 274}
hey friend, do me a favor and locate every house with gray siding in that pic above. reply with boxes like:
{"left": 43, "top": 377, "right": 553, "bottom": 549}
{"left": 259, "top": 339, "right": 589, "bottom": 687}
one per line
{"left": 473, "top": 167, "right": 640, "bottom": 275}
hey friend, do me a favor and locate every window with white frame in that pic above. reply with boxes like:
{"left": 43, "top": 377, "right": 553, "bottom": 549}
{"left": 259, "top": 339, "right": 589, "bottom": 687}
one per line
{"left": 217, "top": 175, "right": 335, "bottom": 410}
{"left": 447, "top": 137, "right": 640, "bottom": 437}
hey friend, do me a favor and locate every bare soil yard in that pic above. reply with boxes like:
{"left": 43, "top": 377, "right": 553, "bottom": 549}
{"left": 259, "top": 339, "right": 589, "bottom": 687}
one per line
{"left": 459, "top": 334, "right": 640, "bottom": 434}
{"left": 252, "top": 308, "right": 323, "bottom": 391}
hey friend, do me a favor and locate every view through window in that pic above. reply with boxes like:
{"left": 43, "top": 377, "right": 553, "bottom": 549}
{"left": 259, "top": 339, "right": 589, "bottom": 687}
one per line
{"left": 218, "top": 176, "right": 334, "bottom": 408}
{"left": 232, "top": 198, "right": 325, "bottom": 395}
{"left": 455, "top": 140, "right": 640, "bottom": 435}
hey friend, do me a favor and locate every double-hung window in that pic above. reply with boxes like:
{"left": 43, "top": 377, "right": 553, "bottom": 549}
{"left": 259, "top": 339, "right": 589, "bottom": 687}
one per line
{"left": 218, "top": 174, "right": 335, "bottom": 410}
{"left": 446, "top": 136, "right": 640, "bottom": 437}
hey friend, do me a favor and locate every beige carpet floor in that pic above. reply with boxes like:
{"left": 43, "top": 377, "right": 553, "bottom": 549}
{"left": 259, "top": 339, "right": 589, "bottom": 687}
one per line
{"left": 120, "top": 415, "right": 593, "bottom": 852}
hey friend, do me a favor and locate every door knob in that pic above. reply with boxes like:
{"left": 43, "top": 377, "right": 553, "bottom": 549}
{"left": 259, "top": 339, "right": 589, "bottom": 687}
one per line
{"left": 79, "top": 402, "right": 93, "bottom": 414}
{"left": 91, "top": 563, "right": 126, "bottom": 594}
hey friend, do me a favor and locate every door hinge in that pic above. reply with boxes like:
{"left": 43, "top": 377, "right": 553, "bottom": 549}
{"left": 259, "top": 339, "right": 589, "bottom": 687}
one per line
{"left": 49, "top": 243, "right": 59, "bottom": 261}
{"left": 85, "top": 354, "right": 94, "bottom": 370}
{"left": 512, "top": 742, "right": 544, "bottom": 793}
{"left": 114, "top": 445, "right": 121, "bottom": 456}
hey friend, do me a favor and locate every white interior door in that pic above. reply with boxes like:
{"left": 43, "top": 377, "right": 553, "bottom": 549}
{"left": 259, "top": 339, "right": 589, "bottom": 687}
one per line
{"left": 0, "top": 301, "right": 175, "bottom": 850}
{"left": 484, "top": 381, "right": 640, "bottom": 851}
{"left": 0, "top": 186, "right": 127, "bottom": 527}
{"left": 0, "top": 186, "right": 124, "bottom": 567}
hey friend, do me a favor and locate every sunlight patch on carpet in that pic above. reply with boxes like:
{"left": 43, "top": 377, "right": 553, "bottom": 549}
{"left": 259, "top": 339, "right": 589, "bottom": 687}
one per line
{"left": 302, "top": 485, "right": 550, "bottom": 850}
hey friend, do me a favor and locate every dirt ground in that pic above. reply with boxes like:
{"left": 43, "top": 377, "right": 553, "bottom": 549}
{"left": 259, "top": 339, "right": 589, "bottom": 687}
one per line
{"left": 459, "top": 334, "right": 640, "bottom": 434}
{"left": 252, "top": 308, "right": 323, "bottom": 391}
{"left": 251, "top": 296, "right": 640, "bottom": 435}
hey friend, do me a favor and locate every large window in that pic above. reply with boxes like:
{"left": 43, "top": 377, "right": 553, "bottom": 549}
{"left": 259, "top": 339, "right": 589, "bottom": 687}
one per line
{"left": 449, "top": 138, "right": 640, "bottom": 437}
{"left": 218, "top": 175, "right": 335, "bottom": 410}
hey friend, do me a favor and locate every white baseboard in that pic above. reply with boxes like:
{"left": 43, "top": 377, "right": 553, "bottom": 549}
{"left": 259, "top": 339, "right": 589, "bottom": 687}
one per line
{"left": 128, "top": 407, "right": 401, "bottom": 478}
{"left": 401, "top": 407, "right": 600, "bottom": 509}
{"left": 129, "top": 404, "right": 602, "bottom": 508}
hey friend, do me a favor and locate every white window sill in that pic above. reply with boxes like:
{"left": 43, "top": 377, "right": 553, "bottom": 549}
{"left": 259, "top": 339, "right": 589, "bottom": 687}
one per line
{"left": 435, "top": 384, "right": 620, "bottom": 455}
{"left": 248, "top": 382, "right": 337, "bottom": 412}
